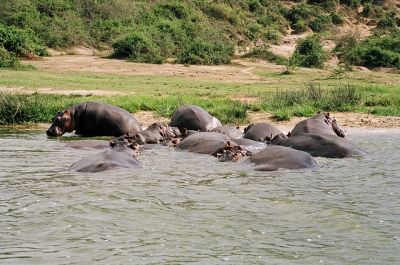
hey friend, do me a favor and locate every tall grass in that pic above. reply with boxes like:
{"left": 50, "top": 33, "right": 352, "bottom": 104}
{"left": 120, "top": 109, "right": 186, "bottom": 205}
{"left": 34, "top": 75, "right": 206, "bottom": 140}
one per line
{"left": 260, "top": 83, "right": 363, "bottom": 120}
{"left": 0, "top": 93, "right": 249, "bottom": 125}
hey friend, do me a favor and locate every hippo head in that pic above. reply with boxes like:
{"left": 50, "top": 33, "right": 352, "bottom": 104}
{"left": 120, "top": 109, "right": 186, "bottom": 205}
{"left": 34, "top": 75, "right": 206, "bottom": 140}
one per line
{"left": 46, "top": 110, "right": 74, "bottom": 137}
{"left": 217, "top": 141, "right": 251, "bottom": 162}
{"left": 322, "top": 113, "right": 346, "bottom": 138}
{"left": 109, "top": 140, "right": 141, "bottom": 156}
{"left": 331, "top": 118, "right": 346, "bottom": 137}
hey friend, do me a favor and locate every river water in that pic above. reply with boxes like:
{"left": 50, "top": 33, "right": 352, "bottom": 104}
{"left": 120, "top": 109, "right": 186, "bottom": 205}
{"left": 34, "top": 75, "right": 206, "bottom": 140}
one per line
{"left": 0, "top": 128, "right": 399, "bottom": 265}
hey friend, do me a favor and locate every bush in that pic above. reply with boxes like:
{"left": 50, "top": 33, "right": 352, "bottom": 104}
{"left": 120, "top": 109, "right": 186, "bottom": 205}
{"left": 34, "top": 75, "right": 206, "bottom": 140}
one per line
{"left": 291, "top": 35, "right": 328, "bottom": 68}
{"left": 0, "top": 47, "right": 21, "bottom": 68}
{"left": 309, "top": 14, "right": 332, "bottom": 32}
{"left": 112, "top": 32, "right": 165, "bottom": 64}
{"left": 308, "top": 0, "right": 338, "bottom": 10}
{"left": 377, "top": 11, "right": 398, "bottom": 29}
{"left": 331, "top": 12, "right": 344, "bottom": 25}
{"left": 286, "top": 3, "right": 314, "bottom": 33}
{"left": 341, "top": 30, "right": 400, "bottom": 68}
{"left": 0, "top": 23, "right": 47, "bottom": 57}
{"left": 177, "top": 39, "right": 233, "bottom": 65}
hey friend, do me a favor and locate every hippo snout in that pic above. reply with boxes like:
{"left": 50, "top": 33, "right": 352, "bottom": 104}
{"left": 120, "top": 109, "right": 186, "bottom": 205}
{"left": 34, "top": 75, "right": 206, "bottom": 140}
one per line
{"left": 46, "top": 128, "right": 61, "bottom": 137}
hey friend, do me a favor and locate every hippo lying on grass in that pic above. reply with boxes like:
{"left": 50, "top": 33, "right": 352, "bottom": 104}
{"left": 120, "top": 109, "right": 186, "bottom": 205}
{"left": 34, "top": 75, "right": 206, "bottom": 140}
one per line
{"left": 169, "top": 104, "right": 221, "bottom": 132}
{"left": 46, "top": 101, "right": 142, "bottom": 137}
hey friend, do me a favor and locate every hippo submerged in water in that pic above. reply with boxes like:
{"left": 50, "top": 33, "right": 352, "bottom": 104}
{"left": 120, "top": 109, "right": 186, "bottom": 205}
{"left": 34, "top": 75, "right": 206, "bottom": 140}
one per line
{"left": 70, "top": 141, "right": 141, "bottom": 172}
{"left": 46, "top": 102, "right": 142, "bottom": 137}
{"left": 271, "top": 133, "right": 365, "bottom": 158}
{"left": 248, "top": 146, "right": 318, "bottom": 171}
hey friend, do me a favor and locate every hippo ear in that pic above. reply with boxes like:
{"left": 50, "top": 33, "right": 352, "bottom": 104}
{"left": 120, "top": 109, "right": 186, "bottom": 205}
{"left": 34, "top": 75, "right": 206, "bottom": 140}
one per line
{"left": 109, "top": 140, "right": 115, "bottom": 147}
{"left": 63, "top": 109, "right": 70, "bottom": 115}
{"left": 287, "top": 131, "right": 291, "bottom": 137}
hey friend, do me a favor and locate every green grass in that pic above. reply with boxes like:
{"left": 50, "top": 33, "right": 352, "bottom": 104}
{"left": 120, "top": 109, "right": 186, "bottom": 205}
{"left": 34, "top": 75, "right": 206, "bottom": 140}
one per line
{"left": 1, "top": 64, "right": 400, "bottom": 125}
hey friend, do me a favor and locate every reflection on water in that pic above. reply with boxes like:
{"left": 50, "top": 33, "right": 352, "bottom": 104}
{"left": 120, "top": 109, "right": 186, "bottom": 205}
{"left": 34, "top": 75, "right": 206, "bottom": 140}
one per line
{"left": 0, "top": 128, "right": 399, "bottom": 264}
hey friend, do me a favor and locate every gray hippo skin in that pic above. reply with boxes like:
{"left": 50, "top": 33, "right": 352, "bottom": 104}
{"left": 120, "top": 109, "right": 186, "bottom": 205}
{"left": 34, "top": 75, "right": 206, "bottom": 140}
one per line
{"left": 211, "top": 125, "right": 243, "bottom": 139}
{"left": 290, "top": 113, "right": 345, "bottom": 137}
{"left": 231, "top": 138, "right": 267, "bottom": 153}
{"left": 271, "top": 133, "right": 365, "bottom": 158}
{"left": 46, "top": 101, "right": 142, "bottom": 137}
{"left": 111, "top": 123, "right": 181, "bottom": 145}
{"left": 176, "top": 132, "right": 234, "bottom": 156}
{"left": 169, "top": 104, "right": 221, "bottom": 132}
{"left": 70, "top": 142, "right": 141, "bottom": 172}
{"left": 243, "top": 123, "right": 285, "bottom": 142}
{"left": 249, "top": 146, "right": 317, "bottom": 171}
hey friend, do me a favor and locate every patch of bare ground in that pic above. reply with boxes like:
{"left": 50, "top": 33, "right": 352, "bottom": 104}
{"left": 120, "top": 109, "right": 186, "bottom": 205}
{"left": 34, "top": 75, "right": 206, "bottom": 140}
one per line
{"left": 25, "top": 55, "right": 265, "bottom": 83}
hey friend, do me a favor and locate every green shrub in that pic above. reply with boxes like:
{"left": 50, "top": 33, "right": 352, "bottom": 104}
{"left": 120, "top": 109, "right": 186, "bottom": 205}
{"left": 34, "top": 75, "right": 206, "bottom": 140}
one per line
{"left": 0, "top": 23, "right": 47, "bottom": 57}
{"left": 309, "top": 14, "right": 332, "bottom": 32}
{"left": 0, "top": 47, "right": 20, "bottom": 68}
{"left": 153, "top": 2, "right": 192, "bottom": 20}
{"left": 177, "top": 39, "right": 233, "bottom": 65}
{"left": 331, "top": 12, "right": 344, "bottom": 25}
{"left": 286, "top": 3, "right": 314, "bottom": 33}
{"left": 339, "top": 0, "right": 360, "bottom": 7}
{"left": 262, "top": 29, "right": 282, "bottom": 44}
{"left": 202, "top": 3, "right": 239, "bottom": 25}
{"left": 341, "top": 30, "right": 400, "bottom": 68}
{"left": 377, "top": 11, "right": 398, "bottom": 29}
{"left": 308, "top": 0, "right": 338, "bottom": 10}
{"left": 112, "top": 32, "right": 165, "bottom": 64}
{"left": 291, "top": 35, "right": 328, "bottom": 68}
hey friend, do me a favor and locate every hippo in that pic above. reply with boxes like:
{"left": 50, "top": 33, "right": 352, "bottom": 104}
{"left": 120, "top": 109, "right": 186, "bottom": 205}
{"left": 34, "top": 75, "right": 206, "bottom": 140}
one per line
{"left": 271, "top": 133, "right": 365, "bottom": 158}
{"left": 248, "top": 146, "right": 317, "bottom": 171}
{"left": 290, "top": 112, "right": 345, "bottom": 138}
{"left": 243, "top": 123, "right": 285, "bottom": 142}
{"left": 169, "top": 104, "right": 221, "bottom": 132}
{"left": 46, "top": 102, "right": 142, "bottom": 137}
{"left": 231, "top": 138, "right": 267, "bottom": 153}
{"left": 176, "top": 132, "right": 236, "bottom": 156}
{"left": 211, "top": 125, "right": 243, "bottom": 139}
{"left": 69, "top": 142, "right": 141, "bottom": 172}
{"left": 111, "top": 123, "right": 181, "bottom": 145}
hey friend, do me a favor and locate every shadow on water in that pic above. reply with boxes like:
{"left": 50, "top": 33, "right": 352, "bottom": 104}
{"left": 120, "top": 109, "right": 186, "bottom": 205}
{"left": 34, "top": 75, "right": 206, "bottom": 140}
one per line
{"left": 0, "top": 128, "right": 399, "bottom": 264}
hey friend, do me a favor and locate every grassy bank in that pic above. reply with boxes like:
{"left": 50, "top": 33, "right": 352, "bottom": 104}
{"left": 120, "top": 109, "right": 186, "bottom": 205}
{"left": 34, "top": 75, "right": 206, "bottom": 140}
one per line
{"left": 1, "top": 56, "right": 400, "bottom": 125}
{"left": 1, "top": 79, "right": 399, "bottom": 125}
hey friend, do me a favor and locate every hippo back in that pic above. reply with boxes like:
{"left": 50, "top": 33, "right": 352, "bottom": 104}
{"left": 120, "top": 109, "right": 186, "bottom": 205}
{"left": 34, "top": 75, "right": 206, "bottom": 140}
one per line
{"left": 211, "top": 125, "right": 243, "bottom": 139}
{"left": 74, "top": 102, "right": 142, "bottom": 136}
{"left": 290, "top": 113, "right": 345, "bottom": 137}
{"left": 176, "top": 132, "right": 230, "bottom": 155}
{"left": 243, "top": 123, "right": 284, "bottom": 142}
{"left": 249, "top": 146, "right": 317, "bottom": 171}
{"left": 70, "top": 145, "right": 141, "bottom": 172}
{"left": 170, "top": 104, "right": 221, "bottom": 132}
{"left": 272, "top": 133, "right": 365, "bottom": 158}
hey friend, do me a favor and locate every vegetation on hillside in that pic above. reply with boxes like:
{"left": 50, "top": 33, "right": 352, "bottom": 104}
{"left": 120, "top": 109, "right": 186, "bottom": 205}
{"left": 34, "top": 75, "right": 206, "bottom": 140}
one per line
{"left": 0, "top": 0, "right": 399, "bottom": 68}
